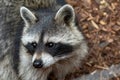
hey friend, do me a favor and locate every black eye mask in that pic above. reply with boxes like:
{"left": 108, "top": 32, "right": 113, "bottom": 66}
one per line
{"left": 45, "top": 42, "right": 73, "bottom": 57}
{"left": 24, "top": 42, "right": 37, "bottom": 55}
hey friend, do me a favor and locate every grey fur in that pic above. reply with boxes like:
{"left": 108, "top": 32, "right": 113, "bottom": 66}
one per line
{"left": 19, "top": 4, "right": 88, "bottom": 80}
{"left": 0, "top": 0, "right": 88, "bottom": 80}
{"left": 0, "top": 0, "right": 56, "bottom": 80}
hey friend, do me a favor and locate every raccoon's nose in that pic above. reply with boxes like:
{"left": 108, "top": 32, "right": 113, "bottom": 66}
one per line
{"left": 33, "top": 59, "right": 43, "bottom": 68}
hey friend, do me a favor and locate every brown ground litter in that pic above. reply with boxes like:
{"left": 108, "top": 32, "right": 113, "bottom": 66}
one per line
{"left": 64, "top": 0, "right": 120, "bottom": 80}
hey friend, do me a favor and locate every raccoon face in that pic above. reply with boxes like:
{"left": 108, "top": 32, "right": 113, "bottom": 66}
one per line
{"left": 20, "top": 4, "right": 84, "bottom": 68}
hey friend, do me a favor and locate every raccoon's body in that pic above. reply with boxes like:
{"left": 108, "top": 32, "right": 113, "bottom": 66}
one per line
{"left": 0, "top": 0, "right": 57, "bottom": 80}
{"left": 19, "top": 3, "right": 88, "bottom": 80}
{"left": 0, "top": 0, "right": 88, "bottom": 80}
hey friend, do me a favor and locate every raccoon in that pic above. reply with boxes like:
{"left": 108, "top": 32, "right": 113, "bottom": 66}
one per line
{"left": 0, "top": 0, "right": 57, "bottom": 80}
{"left": 19, "top": 4, "right": 88, "bottom": 80}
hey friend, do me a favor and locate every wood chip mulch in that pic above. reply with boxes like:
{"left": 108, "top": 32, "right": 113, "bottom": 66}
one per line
{"left": 65, "top": 0, "right": 120, "bottom": 80}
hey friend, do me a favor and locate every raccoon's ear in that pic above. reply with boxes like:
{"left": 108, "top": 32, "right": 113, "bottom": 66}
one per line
{"left": 55, "top": 4, "right": 75, "bottom": 25}
{"left": 20, "top": 6, "right": 37, "bottom": 26}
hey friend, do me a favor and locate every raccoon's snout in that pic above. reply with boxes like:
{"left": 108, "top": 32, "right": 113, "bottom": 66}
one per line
{"left": 33, "top": 59, "right": 43, "bottom": 68}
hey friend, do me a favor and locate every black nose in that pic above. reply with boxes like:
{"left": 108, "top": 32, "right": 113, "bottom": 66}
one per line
{"left": 33, "top": 59, "right": 43, "bottom": 68}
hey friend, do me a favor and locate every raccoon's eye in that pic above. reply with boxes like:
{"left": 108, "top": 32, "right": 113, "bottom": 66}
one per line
{"left": 31, "top": 42, "right": 37, "bottom": 48}
{"left": 45, "top": 42, "right": 55, "bottom": 48}
{"left": 24, "top": 42, "right": 37, "bottom": 55}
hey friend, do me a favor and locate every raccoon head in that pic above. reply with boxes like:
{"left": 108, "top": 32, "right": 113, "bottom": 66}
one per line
{"left": 20, "top": 4, "right": 85, "bottom": 68}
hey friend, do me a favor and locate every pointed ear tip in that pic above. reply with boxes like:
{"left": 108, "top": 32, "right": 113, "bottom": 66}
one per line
{"left": 20, "top": 6, "right": 27, "bottom": 11}
{"left": 64, "top": 4, "right": 74, "bottom": 9}
{"left": 20, "top": 6, "right": 29, "bottom": 18}
{"left": 20, "top": 7, "right": 25, "bottom": 14}
{"left": 55, "top": 4, "right": 75, "bottom": 19}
